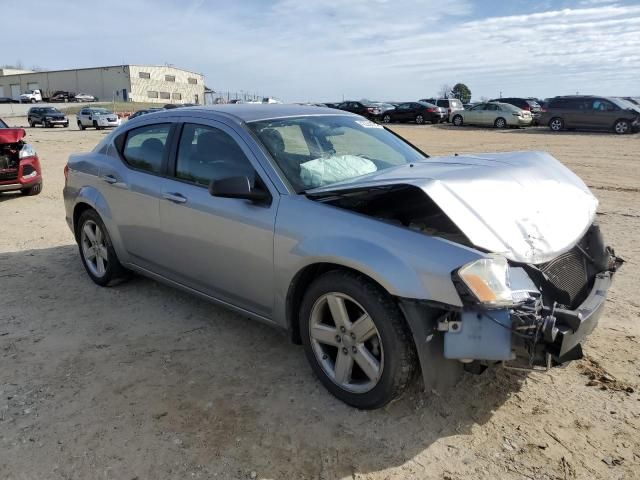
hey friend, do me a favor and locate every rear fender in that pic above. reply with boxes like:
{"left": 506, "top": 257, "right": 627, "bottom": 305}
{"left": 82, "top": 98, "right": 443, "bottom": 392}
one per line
{"left": 72, "top": 185, "right": 128, "bottom": 263}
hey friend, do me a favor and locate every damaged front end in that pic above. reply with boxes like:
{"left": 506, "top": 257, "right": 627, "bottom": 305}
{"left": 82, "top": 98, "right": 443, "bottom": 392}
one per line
{"left": 442, "top": 223, "right": 623, "bottom": 370}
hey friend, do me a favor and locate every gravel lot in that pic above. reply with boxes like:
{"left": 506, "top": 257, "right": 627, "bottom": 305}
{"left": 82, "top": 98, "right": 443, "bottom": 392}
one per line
{"left": 1, "top": 117, "right": 638, "bottom": 479}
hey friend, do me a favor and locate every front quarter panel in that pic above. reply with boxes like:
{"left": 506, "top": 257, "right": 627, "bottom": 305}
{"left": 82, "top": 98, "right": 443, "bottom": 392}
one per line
{"left": 273, "top": 195, "right": 485, "bottom": 326}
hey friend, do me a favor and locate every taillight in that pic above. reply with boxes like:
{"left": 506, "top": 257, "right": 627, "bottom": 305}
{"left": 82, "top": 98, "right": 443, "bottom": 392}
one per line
{"left": 426, "top": 108, "right": 435, "bottom": 113}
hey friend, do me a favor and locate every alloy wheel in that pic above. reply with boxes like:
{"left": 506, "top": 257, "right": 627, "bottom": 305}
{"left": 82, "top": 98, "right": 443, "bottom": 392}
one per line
{"left": 495, "top": 118, "right": 506, "bottom": 128}
{"left": 80, "top": 220, "right": 109, "bottom": 278}
{"left": 615, "top": 120, "right": 629, "bottom": 134}
{"left": 550, "top": 118, "right": 563, "bottom": 131}
{"left": 309, "top": 292, "right": 383, "bottom": 393}
{"left": 415, "top": 115, "right": 424, "bottom": 124}
{"left": 383, "top": 115, "right": 391, "bottom": 123}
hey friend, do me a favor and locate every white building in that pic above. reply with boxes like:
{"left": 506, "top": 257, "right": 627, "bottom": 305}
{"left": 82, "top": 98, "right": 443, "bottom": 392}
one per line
{"left": 0, "top": 64, "right": 205, "bottom": 104}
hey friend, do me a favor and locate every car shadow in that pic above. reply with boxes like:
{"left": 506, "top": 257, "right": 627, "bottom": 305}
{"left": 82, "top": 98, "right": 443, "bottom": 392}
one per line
{"left": 0, "top": 245, "right": 525, "bottom": 478}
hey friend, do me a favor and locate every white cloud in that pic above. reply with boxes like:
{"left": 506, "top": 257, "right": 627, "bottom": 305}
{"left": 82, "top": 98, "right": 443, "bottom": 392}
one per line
{"left": 2, "top": 1, "right": 639, "bottom": 100}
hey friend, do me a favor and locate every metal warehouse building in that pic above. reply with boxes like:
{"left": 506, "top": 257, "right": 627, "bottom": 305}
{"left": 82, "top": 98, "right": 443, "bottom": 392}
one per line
{"left": 0, "top": 65, "right": 205, "bottom": 104}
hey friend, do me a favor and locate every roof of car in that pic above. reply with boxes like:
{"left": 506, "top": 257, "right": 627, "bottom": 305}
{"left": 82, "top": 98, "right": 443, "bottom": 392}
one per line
{"left": 156, "top": 104, "right": 354, "bottom": 123}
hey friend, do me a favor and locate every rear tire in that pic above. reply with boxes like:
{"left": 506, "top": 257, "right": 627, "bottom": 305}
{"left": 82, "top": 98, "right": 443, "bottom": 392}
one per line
{"left": 452, "top": 115, "right": 463, "bottom": 126}
{"left": 614, "top": 119, "right": 630, "bottom": 134}
{"left": 76, "top": 209, "right": 129, "bottom": 287}
{"left": 494, "top": 117, "right": 507, "bottom": 129}
{"left": 549, "top": 117, "right": 564, "bottom": 132}
{"left": 299, "top": 270, "right": 417, "bottom": 409}
{"left": 382, "top": 114, "right": 391, "bottom": 124}
{"left": 20, "top": 183, "right": 42, "bottom": 196}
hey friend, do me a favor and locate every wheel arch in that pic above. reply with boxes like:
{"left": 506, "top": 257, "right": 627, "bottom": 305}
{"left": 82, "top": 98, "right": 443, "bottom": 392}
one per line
{"left": 286, "top": 262, "right": 396, "bottom": 345}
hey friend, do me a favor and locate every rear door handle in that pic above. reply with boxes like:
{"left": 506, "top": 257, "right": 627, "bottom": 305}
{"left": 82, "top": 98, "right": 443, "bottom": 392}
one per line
{"left": 101, "top": 174, "right": 117, "bottom": 184}
{"left": 162, "top": 192, "right": 187, "bottom": 204}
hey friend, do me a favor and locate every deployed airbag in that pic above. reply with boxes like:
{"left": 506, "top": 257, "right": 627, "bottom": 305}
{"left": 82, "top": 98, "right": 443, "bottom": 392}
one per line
{"left": 300, "top": 155, "right": 377, "bottom": 189}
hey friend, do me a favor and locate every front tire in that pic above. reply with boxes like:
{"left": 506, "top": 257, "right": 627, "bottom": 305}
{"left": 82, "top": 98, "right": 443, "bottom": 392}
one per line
{"left": 78, "top": 121, "right": 85, "bottom": 130}
{"left": 93, "top": 120, "right": 101, "bottom": 130}
{"left": 20, "top": 183, "right": 42, "bottom": 196}
{"left": 299, "top": 270, "right": 417, "bottom": 409}
{"left": 77, "top": 209, "right": 128, "bottom": 287}
{"left": 614, "top": 119, "right": 630, "bottom": 134}
{"left": 452, "top": 114, "right": 463, "bottom": 126}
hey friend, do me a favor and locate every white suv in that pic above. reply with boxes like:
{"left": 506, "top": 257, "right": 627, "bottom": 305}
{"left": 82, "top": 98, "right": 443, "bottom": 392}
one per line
{"left": 76, "top": 107, "right": 121, "bottom": 130}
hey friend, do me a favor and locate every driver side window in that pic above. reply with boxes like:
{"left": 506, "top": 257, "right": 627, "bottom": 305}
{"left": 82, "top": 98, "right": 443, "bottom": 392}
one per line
{"left": 175, "top": 124, "right": 254, "bottom": 186}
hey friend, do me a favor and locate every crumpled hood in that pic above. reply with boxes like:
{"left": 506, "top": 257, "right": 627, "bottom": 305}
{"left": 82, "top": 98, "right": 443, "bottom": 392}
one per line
{"left": 0, "top": 128, "right": 26, "bottom": 144}
{"left": 308, "top": 151, "right": 598, "bottom": 264}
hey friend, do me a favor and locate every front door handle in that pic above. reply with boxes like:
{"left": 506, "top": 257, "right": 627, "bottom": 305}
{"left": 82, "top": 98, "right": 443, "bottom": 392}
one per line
{"left": 102, "top": 174, "right": 117, "bottom": 184}
{"left": 162, "top": 192, "right": 187, "bottom": 204}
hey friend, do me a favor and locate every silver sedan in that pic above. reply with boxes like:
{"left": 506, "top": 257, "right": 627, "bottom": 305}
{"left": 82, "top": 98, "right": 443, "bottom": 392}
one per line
{"left": 63, "top": 105, "right": 621, "bottom": 409}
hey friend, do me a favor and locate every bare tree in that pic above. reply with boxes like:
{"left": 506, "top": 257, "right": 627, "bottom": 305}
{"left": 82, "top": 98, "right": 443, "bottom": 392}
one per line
{"left": 438, "top": 84, "right": 452, "bottom": 98}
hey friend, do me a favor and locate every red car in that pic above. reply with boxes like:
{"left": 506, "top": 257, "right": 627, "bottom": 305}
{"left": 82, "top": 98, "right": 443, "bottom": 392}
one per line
{"left": 0, "top": 118, "right": 42, "bottom": 195}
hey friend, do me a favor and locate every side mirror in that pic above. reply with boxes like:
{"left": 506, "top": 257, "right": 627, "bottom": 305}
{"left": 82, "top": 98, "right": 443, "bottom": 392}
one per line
{"left": 209, "top": 176, "right": 270, "bottom": 203}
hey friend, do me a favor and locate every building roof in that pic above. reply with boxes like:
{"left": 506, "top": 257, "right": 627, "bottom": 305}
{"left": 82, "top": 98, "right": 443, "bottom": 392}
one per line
{"left": 0, "top": 64, "right": 203, "bottom": 77}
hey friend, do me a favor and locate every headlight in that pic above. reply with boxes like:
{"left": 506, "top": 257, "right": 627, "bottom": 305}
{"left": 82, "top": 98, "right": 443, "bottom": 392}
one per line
{"left": 457, "top": 255, "right": 513, "bottom": 307}
{"left": 45, "top": 116, "right": 52, "bottom": 120}
{"left": 19, "top": 144, "right": 37, "bottom": 159}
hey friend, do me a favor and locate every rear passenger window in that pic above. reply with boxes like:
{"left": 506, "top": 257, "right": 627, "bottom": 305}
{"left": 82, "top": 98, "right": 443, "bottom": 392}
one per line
{"left": 175, "top": 124, "right": 254, "bottom": 186}
{"left": 122, "top": 124, "right": 171, "bottom": 173}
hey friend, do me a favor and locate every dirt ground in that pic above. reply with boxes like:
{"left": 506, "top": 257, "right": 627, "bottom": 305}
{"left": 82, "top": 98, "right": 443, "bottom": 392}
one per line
{"left": 1, "top": 117, "right": 638, "bottom": 480}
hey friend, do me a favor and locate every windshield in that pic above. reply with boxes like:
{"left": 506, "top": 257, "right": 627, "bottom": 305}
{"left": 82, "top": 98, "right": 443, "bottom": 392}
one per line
{"left": 91, "top": 108, "right": 112, "bottom": 115}
{"left": 42, "top": 107, "right": 60, "bottom": 113}
{"left": 249, "top": 115, "right": 427, "bottom": 192}
{"left": 612, "top": 97, "right": 640, "bottom": 111}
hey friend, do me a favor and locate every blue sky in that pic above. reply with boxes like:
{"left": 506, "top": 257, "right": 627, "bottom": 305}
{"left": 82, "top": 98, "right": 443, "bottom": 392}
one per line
{"left": 3, "top": 0, "right": 639, "bottom": 102}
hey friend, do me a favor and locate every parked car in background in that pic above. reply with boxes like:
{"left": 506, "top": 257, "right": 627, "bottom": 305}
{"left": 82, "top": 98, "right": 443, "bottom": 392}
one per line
{"left": 20, "top": 89, "right": 43, "bottom": 103}
{"left": 128, "top": 108, "right": 164, "bottom": 120}
{"left": 381, "top": 101, "right": 446, "bottom": 124}
{"left": 0, "top": 120, "right": 42, "bottom": 195}
{"left": 371, "top": 102, "right": 396, "bottom": 115}
{"left": 74, "top": 93, "right": 98, "bottom": 102}
{"left": 28, "top": 106, "right": 69, "bottom": 128}
{"left": 63, "top": 104, "right": 621, "bottom": 409}
{"left": 336, "top": 101, "right": 381, "bottom": 119}
{"left": 451, "top": 102, "right": 532, "bottom": 128}
{"left": 323, "top": 103, "right": 340, "bottom": 109}
{"left": 0, "top": 97, "right": 18, "bottom": 104}
{"left": 49, "top": 91, "right": 76, "bottom": 103}
{"left": 622, "top": 97, "right": 640, "bottom": 107}
{"left": 489, "top": 97, "right": 542, "bottom": 124}
{"left": 419, "top": 98, "right": 464, "bottom": 122}
{"left": 76, "top": 107, "right": 121, "bottom": 130}
{"left": 540, "top": 96, "right": 640, "bottom": 134}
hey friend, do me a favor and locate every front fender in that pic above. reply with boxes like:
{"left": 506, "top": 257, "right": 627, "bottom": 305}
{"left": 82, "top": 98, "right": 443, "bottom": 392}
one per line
{"left": 273, "top": 195, "right": 485, "bottom": 327}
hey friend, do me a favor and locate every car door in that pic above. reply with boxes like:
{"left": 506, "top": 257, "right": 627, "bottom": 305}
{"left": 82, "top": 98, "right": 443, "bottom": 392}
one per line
{"left": 483, "top": 104, "right": 500, "bottom": 125}
{"left": 394, "top": 103, "right": 411, "bottom": 121}
{"left": 465, "top": 103, "right": 485, "bottom": 124}
{"left": 99, "top": 121, "right": 177, "bottom": 270}
{"left": 588, "top": 98, "right": 619, "bottom": 130}
{"left": 156, "top": 119, "right": 279, "bottom": 317}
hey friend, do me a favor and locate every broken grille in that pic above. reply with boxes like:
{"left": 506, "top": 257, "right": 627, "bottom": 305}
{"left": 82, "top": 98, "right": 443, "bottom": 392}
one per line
{"left": 540, "top": 249, "right": 589, "bottom": 308}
